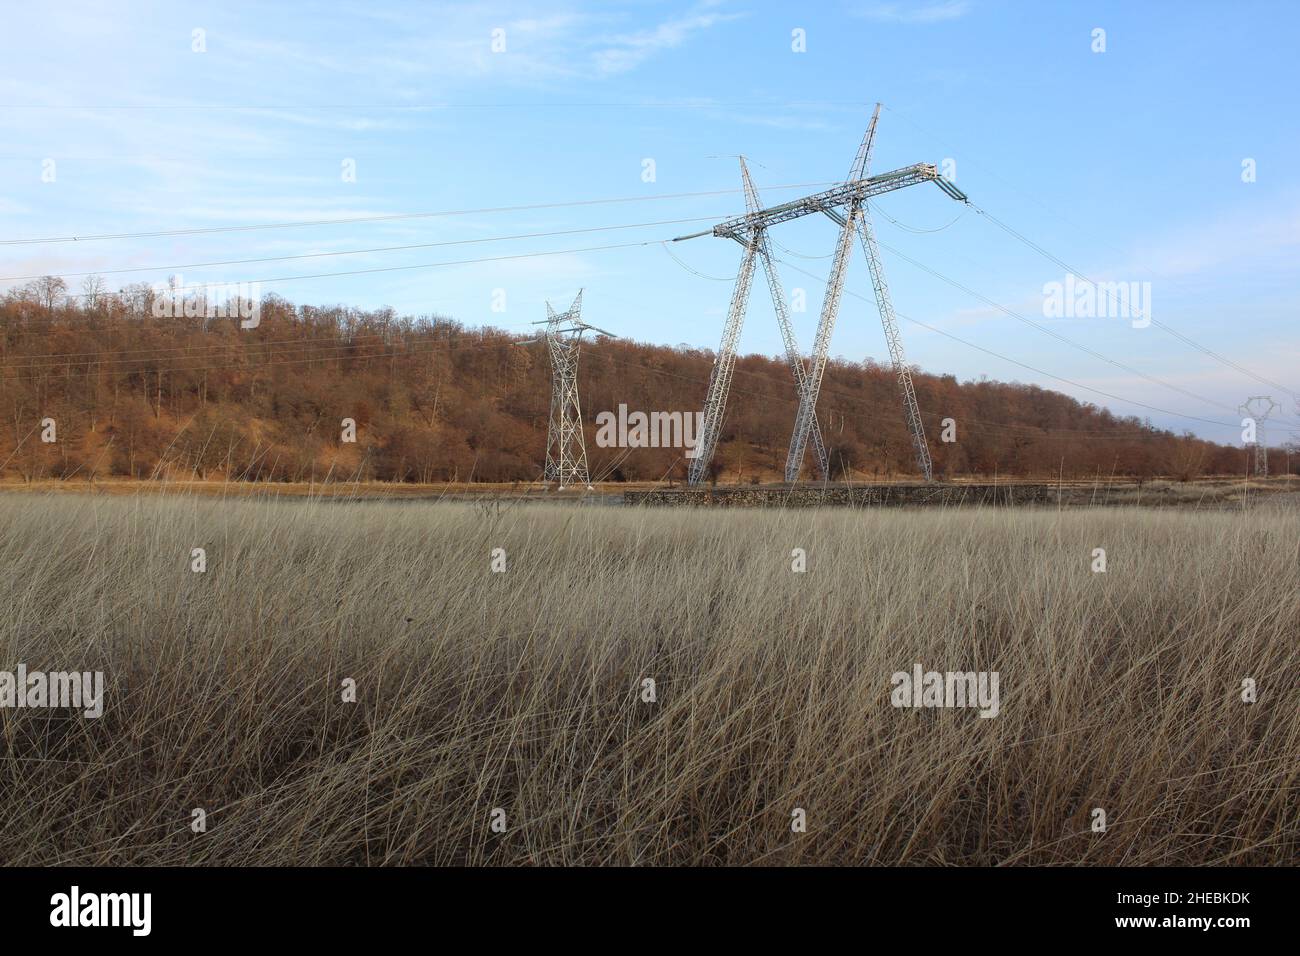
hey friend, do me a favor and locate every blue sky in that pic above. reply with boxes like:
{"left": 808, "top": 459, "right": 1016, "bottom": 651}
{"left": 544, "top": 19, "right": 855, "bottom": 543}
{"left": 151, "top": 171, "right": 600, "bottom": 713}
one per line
{"left": 2, "top": 0, "right": 1297, "bottom": 441}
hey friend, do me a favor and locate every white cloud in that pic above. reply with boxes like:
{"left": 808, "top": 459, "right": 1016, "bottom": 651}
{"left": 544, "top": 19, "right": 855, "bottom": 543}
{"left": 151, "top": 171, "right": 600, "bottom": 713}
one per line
{"left": 856, "top": 2, "right": 971, "bottom": 25}
{"left": 591, "top": 7, "right": 744, "bottom": 76}
{"left": 1123, "top": 202, "right": 1300, "bottom": 281}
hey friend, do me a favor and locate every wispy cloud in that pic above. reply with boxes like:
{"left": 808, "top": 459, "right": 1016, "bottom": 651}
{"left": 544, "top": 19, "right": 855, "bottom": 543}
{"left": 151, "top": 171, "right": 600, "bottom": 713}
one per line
{"left": 591, "top": 6, "right": 744, "bottom": 75}
{"left": 1123, "top": 201, "right": 1300, "bottom": 280}
{"left": 855, "top": 1, "right": 971, "bottom": 25}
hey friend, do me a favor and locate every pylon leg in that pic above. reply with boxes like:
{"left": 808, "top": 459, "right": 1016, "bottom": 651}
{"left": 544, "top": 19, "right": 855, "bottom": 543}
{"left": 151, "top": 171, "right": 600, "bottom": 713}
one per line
{"left": 739, "top": 158, "right": 829, "bottom": 481}
{"left": 787, "top": 203, "right": 858, "bottom": 481}
{"left": 856, "top": 208, "right": 933, "bottom": 481}
{"left": 689, "top": 242, "right": 758, "bottom": 486}
{"left": 754, "top": 237, "right": 829, "bottom": 481}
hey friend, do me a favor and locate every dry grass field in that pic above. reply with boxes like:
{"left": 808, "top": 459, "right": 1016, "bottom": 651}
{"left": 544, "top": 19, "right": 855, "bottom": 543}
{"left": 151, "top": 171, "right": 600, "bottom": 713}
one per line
{"left": 0, "top": 492, "right": 1295, "bottom": 865}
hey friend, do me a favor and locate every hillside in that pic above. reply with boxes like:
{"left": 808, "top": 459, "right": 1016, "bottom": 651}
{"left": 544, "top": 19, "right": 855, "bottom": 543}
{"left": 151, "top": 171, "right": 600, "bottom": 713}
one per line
{"left": 0, "top": 285, "right": 1254, "bottom": 484}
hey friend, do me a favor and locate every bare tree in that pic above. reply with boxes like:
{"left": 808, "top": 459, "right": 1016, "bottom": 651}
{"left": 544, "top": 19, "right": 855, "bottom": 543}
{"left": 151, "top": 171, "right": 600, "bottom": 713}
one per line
{"left": 33, "top": 275, "right": 68, "bottom": 311}
{"left": 81, "top": 274, "right": 106, "bottom": 310}
{"left": 1167, "top": 433, "right": 1207, "bottom": 483}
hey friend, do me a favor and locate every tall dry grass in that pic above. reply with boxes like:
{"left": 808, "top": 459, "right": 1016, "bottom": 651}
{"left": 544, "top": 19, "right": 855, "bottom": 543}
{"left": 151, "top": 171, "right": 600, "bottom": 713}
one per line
{"left": 0, "top": 493, "right": 1295, "bottom": 865}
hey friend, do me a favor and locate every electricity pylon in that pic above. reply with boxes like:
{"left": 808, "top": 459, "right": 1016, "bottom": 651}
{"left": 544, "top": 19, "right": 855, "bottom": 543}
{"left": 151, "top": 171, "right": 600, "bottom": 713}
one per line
{"left": 1239, "top": 396, "right": 1279, "bottom": 477}
{"left": 673, "top": 103, "right": 969, "bottom": 486}
{"left": 522, "top": 291, "right": 616, "bottom": 490}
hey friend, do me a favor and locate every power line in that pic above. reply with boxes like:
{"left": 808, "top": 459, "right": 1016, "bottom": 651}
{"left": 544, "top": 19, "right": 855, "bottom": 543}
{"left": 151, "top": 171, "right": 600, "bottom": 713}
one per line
{"left": 16, "top": 204, "right": 1265, "bottom": 429}
{"left": 5, "top": 199, "right": 1278, "bottom": 437}
{"left": 972, "top": 206, "right": 1299, "bottom": 403}
{"left": 0, "top": 100, "right": 874, "bottom": 111}
{"left": 659, "top": 241, "right": 735, "bottom": 281}
{"left": 871, "top": 235, "right": 1243, "bottom": 416}
{"left": 869, "top": 201, "right": 967, "bottom": 234}
{"left": 775, "top": 256, "right": 1239, "bottom": 432}
{"left": 0, "top": 216, "right": 725, "bottom": 283}
{"left": 11, "top": 229, "right": 1258, "bottom": 435}
{"left": 0, "top": 182, "right": 834, "bottom": 246}
{"left": 40, "top": 239, "right": 660, "bottom": 302}
{"left": 595, "top": 351, "right": 1236, "bottom": 444}
{"left": 880, "top": 104, "right": 1296, "bottom": 404}
{"left": 661, "top": 215, "right": 1248, "bottom": 433}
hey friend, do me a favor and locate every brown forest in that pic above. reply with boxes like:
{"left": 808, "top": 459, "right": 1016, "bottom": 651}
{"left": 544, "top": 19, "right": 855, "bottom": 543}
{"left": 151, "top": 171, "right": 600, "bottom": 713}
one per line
{"left": 0, "top": 280, "right": 1271, "bottom": 484}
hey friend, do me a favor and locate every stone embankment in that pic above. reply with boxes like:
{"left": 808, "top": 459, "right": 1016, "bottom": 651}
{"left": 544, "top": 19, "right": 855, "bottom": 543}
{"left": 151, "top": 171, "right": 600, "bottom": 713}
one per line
{"left": 624, "top": 484, "right": 1064, "bottom": 508}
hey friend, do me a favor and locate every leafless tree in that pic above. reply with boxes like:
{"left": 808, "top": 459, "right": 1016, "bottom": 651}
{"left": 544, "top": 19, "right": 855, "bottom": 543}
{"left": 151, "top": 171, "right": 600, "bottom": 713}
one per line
{"left": 81, "top": 274, "right": 106, "bottom": 310}
{"left": 32, "top": 275, "right": 68, "bottom": 311}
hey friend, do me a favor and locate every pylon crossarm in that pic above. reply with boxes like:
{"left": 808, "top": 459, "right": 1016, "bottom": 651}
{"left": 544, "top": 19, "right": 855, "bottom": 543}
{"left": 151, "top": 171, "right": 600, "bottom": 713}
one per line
{"left": 689, "top": 241, "right": 758, "bottom": 486}
{"left": 714, "top": 163, "right": 941, "bottom": 238}
{"left": 856, "top": 207, "right": 933, "bottom": 481}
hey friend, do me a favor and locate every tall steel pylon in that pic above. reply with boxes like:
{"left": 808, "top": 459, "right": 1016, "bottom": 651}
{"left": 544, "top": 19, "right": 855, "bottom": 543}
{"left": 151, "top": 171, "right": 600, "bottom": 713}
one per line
{"left": 675, "top": 103, "right": 970, "bottom": 486}
{"left": 1239, "top": 396, "right": 1279, "bottom": 477}
{"left": 523, "top": 290, "right": 616, "bottom": 490}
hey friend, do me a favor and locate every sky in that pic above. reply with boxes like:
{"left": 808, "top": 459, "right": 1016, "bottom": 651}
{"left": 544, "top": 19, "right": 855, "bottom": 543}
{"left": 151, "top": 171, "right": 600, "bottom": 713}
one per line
{"left": 1, "top": 0, "right": 1297, "bottom": 443}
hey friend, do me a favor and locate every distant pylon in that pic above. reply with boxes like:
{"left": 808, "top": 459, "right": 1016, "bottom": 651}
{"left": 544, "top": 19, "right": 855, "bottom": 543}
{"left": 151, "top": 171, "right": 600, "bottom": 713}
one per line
{"left": 1239, "top": 396, "right": 1279, "bottom": 477}
{"left": 524, "top": 291, "right": 617, "bottom": 490}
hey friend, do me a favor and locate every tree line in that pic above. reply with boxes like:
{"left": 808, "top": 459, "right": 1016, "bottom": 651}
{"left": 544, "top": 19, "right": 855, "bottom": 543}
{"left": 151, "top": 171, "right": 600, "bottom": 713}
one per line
{"left": 0, "top": 279, "right": 1276, "bottom": 485}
